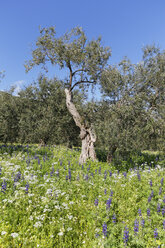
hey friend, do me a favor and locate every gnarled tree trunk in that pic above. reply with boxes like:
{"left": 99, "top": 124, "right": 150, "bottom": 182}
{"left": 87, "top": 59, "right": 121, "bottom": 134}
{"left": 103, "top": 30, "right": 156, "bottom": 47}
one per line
{"left": 65, "top": 89, "right": 97, "bottom": 164}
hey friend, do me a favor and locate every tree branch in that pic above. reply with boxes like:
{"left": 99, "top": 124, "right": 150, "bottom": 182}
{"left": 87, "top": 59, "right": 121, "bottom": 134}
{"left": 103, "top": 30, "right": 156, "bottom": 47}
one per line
{"left": 67, "top": 61, "right": 72, "bottom": 90}
{"left": 71, "top": 80, "right": 95, "bottom": 91}
{"left": 72, "top": 68, "right": 89, "bottom": 77}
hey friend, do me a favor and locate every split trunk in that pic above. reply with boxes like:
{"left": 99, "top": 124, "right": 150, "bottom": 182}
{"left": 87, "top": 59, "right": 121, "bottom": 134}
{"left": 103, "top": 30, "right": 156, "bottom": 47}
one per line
{"left": 65, "top": 89, "right": 97, "bottom": 164}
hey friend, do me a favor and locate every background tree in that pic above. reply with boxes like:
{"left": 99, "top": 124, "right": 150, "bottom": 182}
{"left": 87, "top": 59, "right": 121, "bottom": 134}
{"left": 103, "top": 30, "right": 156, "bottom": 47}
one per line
{"left": 0, "top": 90, "right": 20, "bottom": 143}
{"left": 25, "top": 26, "right": 111, "bottom": 163}
{"left": 18, "top": 76, "right": 80, "bottom": 146}
{"left": 94, "top": 46, "right": 165, "bottom": 161}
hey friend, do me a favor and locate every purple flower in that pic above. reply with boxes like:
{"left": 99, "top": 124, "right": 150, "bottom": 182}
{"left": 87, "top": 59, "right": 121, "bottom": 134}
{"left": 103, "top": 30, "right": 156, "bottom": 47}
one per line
{"left": 110, "top": 190, "right": 113, "bottom": 197}
{"left": 25, "top": 182, "right": 29, "bottom": 194}
{"left": 104, "top": 172, "right": 107, "bottom": 179}
{"left": 109, "top": 171, "right": 112, "bottom": 177}
{"left": 150, "top": 190, "right": 154, "bottom": 197}
{"left": 157, "top": 203, "right": 161, "bottom": 213}
{"left": 94, "top": 198, "right": 98, "bottom": 206}
{"left": 154, "top": 228, "right": 158, "bottom": 239}
{"left": 148, "top": 196, "right": 152, "bottom": 203}
{"left": 163, "top": 220, "right": 165, "bottom": 230}
{"left": 149, "top": 180, "right": 153, "bottom": 187}
{"left": 1, "top": 180, "right": 7, "bottom": 193}
{"left": 68, "top": 169, "right": 71, "bottom": 180}
{"left": 141, "top": 219, "right": 145, "bottom": 228}
{"left": 159, "top": 187, "right": 162, "bottom": 195}
{"left": 162, "top": 206, "right": 165, "bottom": 216}
{"left": 138, "top": 208, "right": 142, "bottom": 217}
{"left": 147, "top": 208, "right": 150, "bottom": 217}
{"left": 50, "top": 167, "right": 54, "bottom": 177}
{"left": 161, "top": 177, "right": 164, "bottom": 186}
{"left": 134, "top": 219, "right": 139, "bottom": 234}
{"left": 106, "top": 198, "right": 112, "bottom": 210}
{"left": 104, "top": 189, "right": 107, "bottom": 195}
{"left": 102, "top": 222, "right": 107, "bottom": 237}
{"left": 112, "top": 213, "right": 116, "bottom": 223}
{"left": 123, "top": 172, "right": 127, "bottom": 178}
{"left": 123, "top": 226, "right": 129, "bottom": 245}
{"left": 99, "top": 167, "right": 101, "bottom": 175}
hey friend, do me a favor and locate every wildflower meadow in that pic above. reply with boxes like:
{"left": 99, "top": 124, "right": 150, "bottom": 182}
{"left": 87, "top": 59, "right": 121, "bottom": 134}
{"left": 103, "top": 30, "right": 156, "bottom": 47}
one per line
{"left": 0, "top": 144, "right": 164, "bottom": 247}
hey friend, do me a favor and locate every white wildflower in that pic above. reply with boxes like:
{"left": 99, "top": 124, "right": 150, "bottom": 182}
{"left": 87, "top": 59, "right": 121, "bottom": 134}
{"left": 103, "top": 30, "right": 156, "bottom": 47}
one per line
{"left": 1, "top": 231, "right": 7, "bottom": 235}
{"left": 34, "top": 221, "right": 42, "bottom": 228}
{"left": 68, "top": 215, "right": 73, "bottom": 220}
{"left": 58, "top": 232, "right": 64, "bottom": 236}
{"left": 11, "top": 233, "right": 19, "bottom": 238}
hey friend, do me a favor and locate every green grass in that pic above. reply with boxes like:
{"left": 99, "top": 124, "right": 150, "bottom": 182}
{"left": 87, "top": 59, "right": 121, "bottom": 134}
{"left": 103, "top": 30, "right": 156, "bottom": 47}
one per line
{"left": 0, "top": 144, "right": 164, "bottom": 247}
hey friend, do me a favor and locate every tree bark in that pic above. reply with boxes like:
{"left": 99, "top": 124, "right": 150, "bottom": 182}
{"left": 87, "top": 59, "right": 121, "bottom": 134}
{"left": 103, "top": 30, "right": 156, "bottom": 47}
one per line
{"left": 65, "top": 89, "right": 97, "bottom": 164}
{"left": 107, "top": 145, "right": 117, "bottom": 163}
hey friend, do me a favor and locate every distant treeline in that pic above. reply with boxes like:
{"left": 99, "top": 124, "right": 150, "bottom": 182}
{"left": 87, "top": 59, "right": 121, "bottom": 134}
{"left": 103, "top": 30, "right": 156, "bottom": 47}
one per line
{"left": 0, "top": 45, "right": 165, "bottom": 158}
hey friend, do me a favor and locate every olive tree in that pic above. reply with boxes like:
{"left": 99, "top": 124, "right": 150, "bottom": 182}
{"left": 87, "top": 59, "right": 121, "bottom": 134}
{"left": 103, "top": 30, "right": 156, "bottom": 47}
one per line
{"left": 25, "top": 27, "right": 111, "bottom": 163}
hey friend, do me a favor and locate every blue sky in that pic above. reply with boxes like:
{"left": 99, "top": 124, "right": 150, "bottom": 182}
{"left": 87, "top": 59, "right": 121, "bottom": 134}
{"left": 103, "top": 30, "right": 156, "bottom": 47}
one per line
{"left": 0, "top": 0, "right": 165, "bottom": 93}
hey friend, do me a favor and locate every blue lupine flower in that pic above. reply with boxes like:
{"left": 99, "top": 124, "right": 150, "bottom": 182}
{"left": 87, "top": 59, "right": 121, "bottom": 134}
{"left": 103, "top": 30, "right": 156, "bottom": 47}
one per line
{"left": 104, "top": 189, "right": 107, "bottom": 195}
{"left": 106, "top": 198, "right": 112, "bottom": 210}
{"left": 157, "top": 203, "right": 161, "bottom": 213}
{"left": 99, "top": 167, "right": 101, "bottom": 174}
{"left": 150, "top": 180, "right": 152, "bottom": 187}
{"left": 154, "top": 228, "right": 158, "bottom": 239}
{"left": 94, "top": 198, "right": 98, "bottom": 206}
{"left": 159, "top": 187, "right": 162, "bottom": 195}
{"left": 147, "top": 208, "right": 150, "bottom": 217}
{"left": 162, "top": 206, "right": 165, "bottom": 216}
{"left": 38, "top": 158, "right": 40, "bottom": 165}
{"left": 123, "top": 172, "right": 127, "bottom": 178}
{"left": 150, "top": 190, "right": 154, "bottom": 197}
{"left": 110, "top": 190, "right": 113, "bottom": 197}
{"left": 56, "top": 169, "right": 59, "bottom": 177}
{"left": 68, "top": 169, "right": 71, "bottom": 180}
{"left": 148, "top": 196, "right": 152, "bottom": 203}
{"left": 112, "top": 214, "right": 116, "bottom": 223}
{"left": 123, "top": 225, "right": 129, "bottom": 245}
{"left": 161, "top": 177, "right": 164, "bottom": 186}
{"left": 141, "top": 219, "right": 145, "bottom": 228}
{"left": 137, "top": 172, "right": 141, "bottom": 181}
{"left": 138, "top": 208, "right": 142, "bottom": 216}
{"left": 109, "top": 171, "right": 112, "bottom": 177}
{"left": 1, "top": 180, "right": 7, "bottom": 193}
{"left": 0, "top": 167, "right": 1, "bottom": 176}
{"left": 95, "top": 169, "right": 97, "bottom": 174}
{"left": 50, "top": 167, "right": 54, "bottom": 177}
{"left": 85, "top": 174, "right": 89, "bottom": 181}
{"left": 25, "top": 182, "right": 29, "bottom": 194}
{"left": 134, "top": 219, "right": 139, "bottom": 234}
{"left": 102, "top": 222, "right": 107, "bottom": 237}
{"left": 14, "top": 171, "right": 21, "bottom": 182}
{"left": 163, "top": 220, "right": 165, "bottom": 230}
